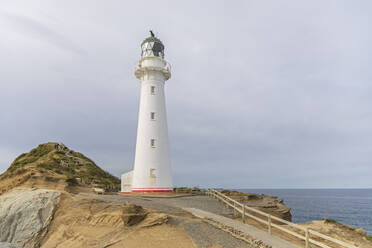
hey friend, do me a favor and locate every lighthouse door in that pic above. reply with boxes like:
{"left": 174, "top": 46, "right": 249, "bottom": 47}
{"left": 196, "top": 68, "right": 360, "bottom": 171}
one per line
{"left": 150, "top": 168, "right": 156, "bottom": 186}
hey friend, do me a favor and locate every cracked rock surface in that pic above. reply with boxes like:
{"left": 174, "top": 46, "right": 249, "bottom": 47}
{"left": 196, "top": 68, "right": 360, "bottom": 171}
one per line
{"left": 0, "top": 243, "right": 20, "bottom": 248}
{"left": 0, "top": 189, "right": 60, "bottom": 248}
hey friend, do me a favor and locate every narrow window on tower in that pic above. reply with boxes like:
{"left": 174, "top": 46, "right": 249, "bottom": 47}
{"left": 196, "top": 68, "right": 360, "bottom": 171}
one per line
{"left": 151, "top": 139, "right": 156, "bottom": 148}
{"left": 150, "top": 112, "right": 155, "bottom": 120}
{"left": 150, "top": 86, "right": 155, "bottom": 95}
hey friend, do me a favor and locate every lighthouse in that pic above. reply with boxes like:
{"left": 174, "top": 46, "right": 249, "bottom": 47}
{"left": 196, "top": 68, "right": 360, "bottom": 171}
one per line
{"left": 121, "top": 31, "right": 173, "bottom": 193}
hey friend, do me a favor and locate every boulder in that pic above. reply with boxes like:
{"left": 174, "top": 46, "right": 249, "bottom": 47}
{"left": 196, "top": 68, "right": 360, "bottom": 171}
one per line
{"left": 0, "top": 189, "right": 60, "bottom": 248}
{"left": 121, "top": 202, "right": 148, "bottom": 226}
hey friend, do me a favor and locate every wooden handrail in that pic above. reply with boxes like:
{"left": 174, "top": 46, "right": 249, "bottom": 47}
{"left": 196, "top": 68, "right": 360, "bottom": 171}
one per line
{"left": 309, "top": 229, "right": 357, "bottom": 248}
{"left": 206, "top": 189, "right": 357, "bottom": 248}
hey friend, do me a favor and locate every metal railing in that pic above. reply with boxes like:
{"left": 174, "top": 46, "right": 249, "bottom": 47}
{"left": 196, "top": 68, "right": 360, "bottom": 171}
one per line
{"left": 206, "top": 189, "right": 357, "bottom": 248}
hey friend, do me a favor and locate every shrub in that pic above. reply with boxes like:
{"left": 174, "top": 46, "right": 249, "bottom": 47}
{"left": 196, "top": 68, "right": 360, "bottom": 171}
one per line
{"left": 66, "top": 178, "right": 78, "bottom": 186}
{"left": 29, "top": 144, "right": 53, "bottom": 158}
{"left": 366, "top": 234, "right": 372, "bottom": 242}
{"left": 37, "top": 163, "right": 55, "bottom": 170}
{"left": 13, "top": 153, "right": 27, "bottom": 162}
{"left": 324, "top": 218, "right": 338, "bottom": 224}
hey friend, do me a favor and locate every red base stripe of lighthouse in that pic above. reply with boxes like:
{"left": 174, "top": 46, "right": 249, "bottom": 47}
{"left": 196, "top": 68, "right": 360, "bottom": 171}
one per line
{"left": 131, "top": 189, "right": 174, "bottom": 193}
{"left": 120, "top": 188, "right": 174, "bottom": 194}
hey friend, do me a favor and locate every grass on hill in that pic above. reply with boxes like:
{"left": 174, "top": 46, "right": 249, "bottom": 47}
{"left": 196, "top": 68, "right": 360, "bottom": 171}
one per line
{"left": 3, "top": 142, "right": 120, "bottom": 191}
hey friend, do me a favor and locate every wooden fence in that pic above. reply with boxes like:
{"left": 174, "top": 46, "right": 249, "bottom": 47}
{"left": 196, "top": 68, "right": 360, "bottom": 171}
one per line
{"left": 206, "top": 189, "right": 357, "bottom": 248}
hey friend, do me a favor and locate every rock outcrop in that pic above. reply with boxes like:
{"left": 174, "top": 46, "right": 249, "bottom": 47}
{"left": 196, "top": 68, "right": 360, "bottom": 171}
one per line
{"left": 300, "top": 219, "right": 372, "bottom": 248}
{"left": 121, "top": 202, "right": 149, "bottom": 226}
{"left": 221, "top": 190, "right": 292, "bottom": 221}
{"left": 121, "top": 202, "right": 169, "bottom": 227}
{"left": 0, "top": 189, "right": 60, "bottom": 248}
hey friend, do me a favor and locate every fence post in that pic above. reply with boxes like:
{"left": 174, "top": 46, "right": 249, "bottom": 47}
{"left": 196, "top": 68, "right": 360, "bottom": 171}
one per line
{"left": 268, "top": 215, "right": 272, "bottom": 235}
{"left": 242, "top": 204, "right": 245, "bottom": 223}
{"left": 233, "top": 202, "right": 236, "bottom": 217}
{"left": 305, "top": 228, "right": 310, "bottom": 248}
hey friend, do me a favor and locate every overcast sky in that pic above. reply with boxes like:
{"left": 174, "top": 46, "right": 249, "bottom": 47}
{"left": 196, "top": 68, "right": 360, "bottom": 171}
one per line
{"left": 0, "top": 1, "right": 371, "bottom": 188}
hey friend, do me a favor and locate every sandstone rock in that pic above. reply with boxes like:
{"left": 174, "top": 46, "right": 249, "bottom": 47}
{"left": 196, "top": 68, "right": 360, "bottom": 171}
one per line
{"left": 221, "top": 190, "right": 292, "bottom": 222}
{"left": 0, "top": 189, "right": 60, "bottom": 248}
{"left": 140, "top": 213, "right": 168, "bottom": 227}
{"left": 355, "top": 228, "right": 366, "bottom": 235}
{"left": 304, "top": 219, "right": 372, "bottom": 248}
{"left": 121, "top": 202, "right": 148, "bottom": 226}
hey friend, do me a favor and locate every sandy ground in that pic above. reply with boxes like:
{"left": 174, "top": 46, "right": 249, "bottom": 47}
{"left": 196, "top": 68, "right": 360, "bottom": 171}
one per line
{"left": 40, "top": 193, "right": 253, "bottom": 248}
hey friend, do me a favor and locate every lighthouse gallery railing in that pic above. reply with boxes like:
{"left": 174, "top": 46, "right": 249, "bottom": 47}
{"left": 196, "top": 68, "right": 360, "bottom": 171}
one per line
{"left": 206, "top": 189, "right": 357, "bottom": 248}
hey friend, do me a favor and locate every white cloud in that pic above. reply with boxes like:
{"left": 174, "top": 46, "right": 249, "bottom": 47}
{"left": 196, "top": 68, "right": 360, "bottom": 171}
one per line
{"left": 0, "top": 147, "right": 19, "bottom": 174}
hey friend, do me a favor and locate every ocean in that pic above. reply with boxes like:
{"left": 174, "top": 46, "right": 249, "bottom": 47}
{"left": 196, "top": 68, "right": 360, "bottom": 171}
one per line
{"left": 237, "top": 189, "right": 372, "bottom": 234}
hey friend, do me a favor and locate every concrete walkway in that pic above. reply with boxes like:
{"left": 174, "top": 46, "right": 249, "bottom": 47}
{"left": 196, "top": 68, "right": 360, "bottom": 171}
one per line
{"left": 184, "top": 207, "right": 300, "bottom": 248}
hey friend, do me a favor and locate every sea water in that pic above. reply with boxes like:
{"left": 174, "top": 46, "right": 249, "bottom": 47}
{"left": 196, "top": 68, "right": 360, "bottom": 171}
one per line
{"left": 237, "top": 189, "right": 372, "bottom": 234}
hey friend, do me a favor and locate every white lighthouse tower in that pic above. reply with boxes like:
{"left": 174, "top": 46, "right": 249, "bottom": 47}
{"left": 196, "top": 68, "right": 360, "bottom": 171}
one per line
{"left": 121, "top": 31, "right": 173, "bottom": 193}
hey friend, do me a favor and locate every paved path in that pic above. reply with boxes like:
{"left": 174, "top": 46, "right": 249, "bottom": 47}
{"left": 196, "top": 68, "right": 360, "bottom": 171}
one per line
{"left": 185, "top": 207, "right": 300, "bottom": 248}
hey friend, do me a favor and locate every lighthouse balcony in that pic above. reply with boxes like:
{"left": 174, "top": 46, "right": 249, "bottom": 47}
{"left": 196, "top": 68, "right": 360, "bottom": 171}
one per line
{"left": 135, "top": 57, "right": 171, "bottom": 80}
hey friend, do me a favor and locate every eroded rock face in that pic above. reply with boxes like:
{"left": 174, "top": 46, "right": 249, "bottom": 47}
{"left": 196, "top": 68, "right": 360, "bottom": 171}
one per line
{"left": 120, "top": 202, "right": 169, "bottom": 228}
{"left": 121, "top": 202, "right": 148, "bottom": 226}
{"left": 140, "top": 213, "right": 168, "bottom": 227}
{"left": 0, "top": 189, "right": 60, "bottom": 248}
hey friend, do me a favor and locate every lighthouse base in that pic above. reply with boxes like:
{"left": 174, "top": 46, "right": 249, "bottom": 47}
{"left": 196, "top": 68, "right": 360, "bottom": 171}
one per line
{"left": 120, "top": 188, "right": 174, "bottom": 194}
{"left": 121, "top": 171, "right": 174, "bottom": 194}
{"left": 130, "top": 188, "right": 174, "bottom": 193}
{"left": 120, "top": 192, "right": 175, "bottom": 195}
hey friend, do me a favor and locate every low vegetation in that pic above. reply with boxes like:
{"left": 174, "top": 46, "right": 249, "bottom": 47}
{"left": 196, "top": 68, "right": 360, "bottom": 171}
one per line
{"left": 366, "top": 234, "right": 372, "bottom": 242}
{"left": 174, "top": 187, "right": 203, "bottom": 194}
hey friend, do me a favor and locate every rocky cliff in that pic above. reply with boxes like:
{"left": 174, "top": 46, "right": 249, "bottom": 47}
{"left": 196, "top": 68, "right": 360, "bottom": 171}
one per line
{"left": 221, "top": 190, "right": 292, "bottom": 221}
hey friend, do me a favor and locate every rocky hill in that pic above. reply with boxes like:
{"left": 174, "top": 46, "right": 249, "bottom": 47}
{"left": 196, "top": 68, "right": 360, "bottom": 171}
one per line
{"left": 0, "top": 142, "right": 120, "bottom": 195}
